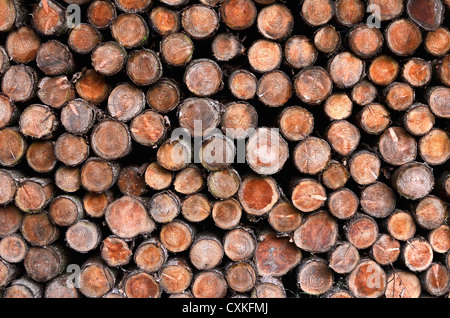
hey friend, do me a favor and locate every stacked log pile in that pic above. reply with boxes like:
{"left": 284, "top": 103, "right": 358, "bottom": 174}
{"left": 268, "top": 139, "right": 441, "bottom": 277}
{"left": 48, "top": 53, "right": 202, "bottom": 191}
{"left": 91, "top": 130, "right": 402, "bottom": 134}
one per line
{"left": 0, "top": 0, "right": 449, "bottom": 298}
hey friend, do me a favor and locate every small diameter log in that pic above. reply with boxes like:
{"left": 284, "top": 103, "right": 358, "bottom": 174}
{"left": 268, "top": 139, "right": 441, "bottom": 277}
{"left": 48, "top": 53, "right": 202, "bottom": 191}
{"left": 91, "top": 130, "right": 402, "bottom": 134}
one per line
{"left": 0, "top": 0, "right": 18, "bottom": 33}
{"left": 368, "top": 55, "right": 399, "bottom": 86}
{"left": 181, "top": 5, "right": 219, "bottom": 40}
{"left": 291, "top": 179, "right": 327, "bottom": 213}
{"left": 429, "top": 225, "right": 450, "bottom": 254}
{"left": 212, "top": 198, "right": 242, "bottom": 230}
{"left": 335, "top": 0, "right": 365, "bottom": 26}
{"left": 278, "top": 106, "right": 313, "bottom": 142}
{"left": 31, "top": 0, "right": 66, "bottom": 36}
{"left": 314, "top": 25, "right": 341, "bottom": 54}
{"left": 351, "top": 80, "right": 377, "bottom": 106}
{"left": 0, "top": 205, "right": 22, "bottom": 237}
{"left": 6, "top": 26, "right": 40, "bottom": 64}
{"left": 54, "top": 166, "right": 81, "bottom": 193}
{"left": 184, "top": 59, "right": 222, "bottom": 97}
{"left": 425, "top": 27, "right": 450, "bottom": 56}
{"left": 257, "top": 4, "right": 293, "bottom": 41}
{"left": 108, "top": 83, "right": 146, "bottom": 122}
{"left": 45, "top": 274, "right": 81, "bottom": 298}
{"left": 404, "top": 104, "right": 435, "bottom": 136}
{"left": 228, "top": 70, "right": 257, "bottom": 101}
{"left": 114, "top": 0, "right": 152, "bottom": 13}
{"left": 105, "top": 196, "right": 156, "bottom": 240}
{"left": 347, "top": 259, "right": 387, "bottom": 298}
{"left": 407, "top": 0, "right": 444, "bottom": 31}
{"left": 15, "top": 179, "right": 54, "bottom": 213}
{"left": 329, "top": 242, "right": 360, "bottom": 274}
{"left": 117, "top": 165, "right": 147, "bottom": 197}
{"left": 427, "top": 86, "right": 450, "bottom": 119}
{"left": 392, "top": 162, "right": 434, "bottom": 200}
{"left": 111, "top": 13, "right": 149, "bottom": 49}
{"left": 251, "top": 276, "right": 286, "bottom": 298}
{"left": 68, "top": 24, "right": 101, "bottom": 55}
{"left": 386, "top": 210, "right": 416, "bottom": 241}
{"left": 328, "top": 188, "right": 359, "bottom": 220}
{"left": 419, "top": 129, "right": 450, "bottom": 166}
{"left": 54, "top": 133, "right": 89, "bottom": 167}
{"left": 160, "top": 219, "right": 195, "bottom": 253}
{"left": 159, "top": 257, "right": 193, "bottom": 294}
{"left": 422, "top": 263, "right": 450, "bottom": 296}
{"left": 293, "top": 137, "right": 331, "bottom": 175}
{"left": 87, "top": 0, "right": 117, "bottom": 30}
{"left": 200, "top": 134, "right": 236, "bottom": 172}
{"left": 144, "top": 162, "right": 173, "bottom": 191}
{"left": 246, "top": 127, "right": 288, "bottom": 175}
{"left": 301, "top": 0, "right": 334, "bottom": 26}
{"left": 321, "top": 161, "right": 349, "bottom": 190}
{"left": 268, "top": 201, "right": 302, "bottom": 234}
{"left": 83, "top": 191, "right": 114, "bottom": 219}
{"left": 293, "top": 210, "right": 338, "bottom": 253}
{"left": 75, "top": 69, "right": 110, "bottom": 105}
{"left": 4, "top": 276, "right": 44, "bottom": 298}
{"left": 181, "top": 194, "right": 211, "bottom": 223}
{"left": 24, "top": 246, "right": 67, "bottom": 283}
{"left": 257, "top": 70, "right": 292, "bottom": 107}
{"left": 402, "top": 58, "right": 432, "bottom": 88}
{"left": 0, "top": 94, "right": 19, "bottom": 129}
{"left": 127, "top": 49, "right": 163, "bottom": 87}
{"left": 156, "top": 139, "right": 191, "bottom": 172}
{"left": 238, "top": 174, "right": 279, "bottom": 216}
{"left": 221, "top": 102, "right": 258, "bottom": 140}
{"left": 212, "top": 33, "right": 243, "bottom": 62}
{"left": 414, "top": 195, "right": 446, "bottom": 230}
{"left": 134, "top": 238, "right": 168, "bottom": 273}
{"left": 226, "top": 261, "right": 257, "bottom": 293}
{"left": 130, "top": 110, "right": 169, "bottom": 148}
{"left": 37, "top": 76, "right": 75, "bottom": 109}
{"left": 297, "top": 257, "right": 334, "bottom": 296}
{"left": 189, "top": 233, "right": 224, "bottom": 270}
{"left": 19, "top": 104, "right": 59, "bottom": 139}
{"left": 21, "top": 213, "right": 59, "bottom": 247}
{"left": 220, "top": 0, "right": 257, "bottom": 31}
{"left": 386, "top": 19, "right": 422, "bottom": 56}
{"left": 1, "top": 65, "right": 37, "bottom": 103}
{"left": 436, "top": 55, "right": 450, "bottom": 86}
{"left": 384, "top": 82, "right": 415, "bottom": 111}
{"left": 326, "top": 120, "right": 360, "bottom": 157}
{"left": 149, "top": 6, "right": 180, "bottom": 36}
{"left": 91, "top": 41, "right": 127, "bottom": 76}
{"left": 223, "top": 227, "right": 256, "bottom": 262}
{"left": 178, "top": 97, "right": 221, "bottom": 138}
{"left": 0, "top": 170, "right": 21, "bottom": 205}
{"left": 160, "top": 32, "right": 194, "bottom": 67}
{"left": 91, "top": 120, "right": 132, "bottom": 160}
{"left": 379, "top": 127, "right": 417, "bottom": 166}
{"left": 146, "top": 78, "right": 181, "bottom": 113}
{"left": 360, "top": 181, "right": 396, "bottom": 218}
{"left": 173, "top": 165, "right": 204, "bottom": 195}
{"left": 368, "top": 0, "right": 403, "bottom": 21}
{"left": 148, "top": 191, "right": 180, "bottom": 224}
{"left": 100, "top": 236, "right": 132, "bottom": 268}
{"left": 345, "top": 214, "right": 379, "bottom": 250}
{"left": 385, "top": 270, "right": 421, "bottom": 298}
{"left": 403, "top": 237, "right": 434, "bottom": 272}
{"left": 294, "top": 66, "right": 333, "bottom": 105}
{"left": 80, "top": 158, "right": 119, "bottom": 193}
{"left": 348, "top": 151, "right": 381, "bottom": 185}
{"left": 324, "top": 289, "right": 353, "bottom": 298}
{"left": 328, "top": 52, "right": 365, "bottom": 88}
{"left": 247, "top": 39, "right": 282, "bottom": 73}
{"left": 371, "top": 234, "right": 401, "bottom": 266}
{"left": 78, "top": 258, "right": 116, "bottom": 298}
{"left": 0, "top": 258, "right": 19, "bottom": 288}
{"left": 324, "top": 93, "right": 353, "bottom": 121}
{"left": 66, "top": 220, "right": 101, "bottom": 253}
{"left": 191, "top": 270, "right": 228, "bottom": 298}
{"left": 25, "top": 141, "right": 56, "bottom": 173}
{"left": 254, "top": 231, "right": 302, "bottom": 277}
{"left": 36, "top": 41, "right": 74, "bottom": 76}
{"left": 61, "top": 100, "right": 95, "bottom": 137}
{"left": 284, "top": 36, "right": 317, "bottom": 69}
{"left": 49, "top": 195, "right": 84, "bottom": 227}
{"left": 0, "top": 46, "right": 8, "bottom": 79}
{"left": 349, "top": 24, "right": 384, "bottom": 59}
{"left": 0, "top": 234, "right": 28, "bottom": 264}
{"left": 208, "top": 168, "right": 240, "bottom": 200}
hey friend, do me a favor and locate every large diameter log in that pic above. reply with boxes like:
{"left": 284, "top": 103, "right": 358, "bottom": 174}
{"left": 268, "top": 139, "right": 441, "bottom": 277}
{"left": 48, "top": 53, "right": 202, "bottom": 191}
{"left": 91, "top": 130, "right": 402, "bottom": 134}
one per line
{"left": 254, "top": 231, "right": 302, "bottom": 277}
{"left": 391, "top": 162, "right": 434, "bottom": 200}
{"left": 160, "top": 33, "right": 194, "bottom": 67}
{"left": 24, "top": 245, "right": 67, "bottom": 283}
{"left": 36, "top": 41, "right": 74, "bottom": 76}
{"left": 212, "top": 33, "right": 243, "bottom": 62}
{"left": 68, "top": 23, "right": 101, "bottom": 55}
{"left": 177, "top": 97, "right": 221, "bottom": 137}
{"left": 385, "top": 270, "right": 421, "bottom": 298}
{"left": 406, "top": 0, "right": 444, "bottom": 31}
{"left": 301, "top": 0, "right": 334, "bottom": 26}
{"left": 45, "top": 273, "right": 81, "bottom": 298}
{"left": 257, "top": 70, "right": 292, "bottom": 107}
{"left": 294, "top": 66, "right": 333, "bottom": 105}
{"left": 145, "top": 162, "right": 173, "bottom": 191}
{"left": 386, "top": 19, "right": 422, "bottom": 56}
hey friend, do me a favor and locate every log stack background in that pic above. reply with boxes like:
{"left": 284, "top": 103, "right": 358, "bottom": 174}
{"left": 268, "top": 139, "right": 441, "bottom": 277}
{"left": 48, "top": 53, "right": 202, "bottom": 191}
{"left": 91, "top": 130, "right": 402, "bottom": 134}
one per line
{"left": 0, "top": 0, "right": 449, "bottom": 298}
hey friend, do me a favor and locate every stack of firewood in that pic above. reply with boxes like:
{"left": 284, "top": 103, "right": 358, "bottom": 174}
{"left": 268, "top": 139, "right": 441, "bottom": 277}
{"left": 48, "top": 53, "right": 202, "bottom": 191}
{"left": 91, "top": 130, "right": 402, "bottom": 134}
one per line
{"left": 0, "top": 0, "right": 449, "bottom": 298}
